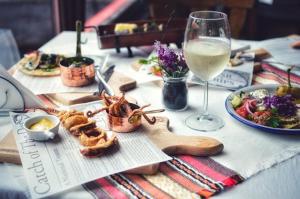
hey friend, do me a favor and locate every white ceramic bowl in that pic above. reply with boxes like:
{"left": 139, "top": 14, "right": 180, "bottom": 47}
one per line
{"left": 23, "top": 115, "right": 60, "bottom": 141}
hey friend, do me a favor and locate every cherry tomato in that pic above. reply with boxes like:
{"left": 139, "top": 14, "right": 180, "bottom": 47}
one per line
{"left": 236, "top": 106, "right": 248, "bottom": 118}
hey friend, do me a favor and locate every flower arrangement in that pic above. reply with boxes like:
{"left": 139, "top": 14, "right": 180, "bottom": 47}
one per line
{"left": 140, "top": 41, "right": 189, "bottom": 78}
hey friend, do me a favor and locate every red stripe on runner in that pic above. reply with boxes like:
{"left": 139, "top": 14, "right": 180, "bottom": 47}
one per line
{"left": 160, "top": 163, "right": 214, "bottom": 198}
{"left": 262, "top": 64, "right": 300, "bottom": 84}
{"left": 170, "top": 158, "right": 221, "bottom": 190}
{"left": 37, "top": 94, "right": 57, "bottom": 108}
{"left": 255, "top": 72, "right": 286, "bottom": 84}
{"left": 252, "top": 75, "right": 262, "bottom": 85}
{"left": 124, "top": 174, "right": 173, "bottom": 199}
{"left": 179, "top": 156, "right": 236, "bottom": 186}
{"left": 96, "top": 178, "right": 128, "bottom": 199}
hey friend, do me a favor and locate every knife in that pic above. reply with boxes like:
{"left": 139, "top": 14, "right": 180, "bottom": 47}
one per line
{"left": 95, "top": 64, "right": 115, "bottom": 96}
{"left": 231, "top": 45, "right": 251, "bottom": 58}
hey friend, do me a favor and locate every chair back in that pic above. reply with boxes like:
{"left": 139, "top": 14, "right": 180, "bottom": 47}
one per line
{"left": 0, "top": 29, "right": 20, "bottom": 69}
{"left": 148, "top": 0, "right": 255, "bottom": 38}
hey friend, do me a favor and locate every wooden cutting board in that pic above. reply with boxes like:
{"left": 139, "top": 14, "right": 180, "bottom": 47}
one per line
{"left": 0, "top": 117, "right": 223, "bottom": 174}
{"left": 46, "top": 71, "right": 137, "bottom": 105}
{"left": 10, "top": 63, "right": 136, "bottom": 105}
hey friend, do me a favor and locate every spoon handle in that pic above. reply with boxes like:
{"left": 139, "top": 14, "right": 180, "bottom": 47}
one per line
{"left": 76, "top": 20, "right": 82, "bottom": 57}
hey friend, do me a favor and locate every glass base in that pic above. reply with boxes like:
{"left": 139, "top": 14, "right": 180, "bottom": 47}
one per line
{"left": 164, "top": 104, "right": 188, "bottom": 112}
{"left": 185, "top": 113, "right": 224, "bottom": 132}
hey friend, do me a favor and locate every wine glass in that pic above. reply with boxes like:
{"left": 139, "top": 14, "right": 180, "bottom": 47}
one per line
{"left": 183, "top": 11, "right": 231, "bottom": 131}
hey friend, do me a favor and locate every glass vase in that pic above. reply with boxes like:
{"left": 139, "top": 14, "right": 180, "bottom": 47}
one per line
{"left": 162, "top": 76, "right": 188, "bottom": 111}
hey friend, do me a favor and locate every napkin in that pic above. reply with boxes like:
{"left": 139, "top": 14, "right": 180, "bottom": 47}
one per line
{"left": 0, "top": 66, "right": 44, "bottom": 111}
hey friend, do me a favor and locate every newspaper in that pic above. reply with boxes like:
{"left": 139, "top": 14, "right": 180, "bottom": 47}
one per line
{"left": 10, "top": 102, "right": 171, "bottom": 199}
{"left": 259, "top": 36, "right": 300, "bottom": 66}
{"left": 0, "top": 66, "right": 44, "bottom": 111}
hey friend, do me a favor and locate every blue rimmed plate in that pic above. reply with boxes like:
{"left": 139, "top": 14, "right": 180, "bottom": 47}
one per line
{"left": 225, "top": 84, "right": 300, "bottom": 134}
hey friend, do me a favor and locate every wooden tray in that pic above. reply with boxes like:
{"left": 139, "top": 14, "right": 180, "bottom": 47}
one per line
{"left": 0, "top": 117, "right": 223, "bottom": 174}
{"left": 91, "top": 18, "right": 186, "bottom": 50}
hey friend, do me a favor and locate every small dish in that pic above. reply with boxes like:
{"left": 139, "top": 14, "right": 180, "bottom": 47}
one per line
{"left": 23, "top": 115, "right": 60, "bottom": 141}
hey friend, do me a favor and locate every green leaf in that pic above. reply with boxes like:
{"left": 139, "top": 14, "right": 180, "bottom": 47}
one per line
{"left": 271, "top": 108, "right": 278, "bottom": 115}
{"left": 239, "top": 91, "right": 245, "bottom": 98}
{"left": 42, "top": 68, "right": 54, "bottom": 72}
{"left": 266, "top": 117, "right": 280, "bottom": 128}
{"left": 139, "top": 56, "right": 159, "bottom": 65}
{"left": 139, "top": 59, "right": 149, "bottom": 64}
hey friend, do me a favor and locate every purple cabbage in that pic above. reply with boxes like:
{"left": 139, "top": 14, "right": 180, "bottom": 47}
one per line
{"left": 263, "top": 94, "right": 297, "bottom": 116}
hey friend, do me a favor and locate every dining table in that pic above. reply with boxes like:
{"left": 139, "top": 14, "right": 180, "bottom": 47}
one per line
{"left": 0, "top": 31, "right": 299, "bottom": 199}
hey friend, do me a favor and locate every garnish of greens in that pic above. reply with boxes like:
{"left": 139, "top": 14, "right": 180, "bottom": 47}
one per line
{"left": 139, "top": 41, "right": 189, "bottom": 78}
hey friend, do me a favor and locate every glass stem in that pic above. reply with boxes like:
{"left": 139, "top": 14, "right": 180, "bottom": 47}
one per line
{"left": 202, "top": 81, "right": 209, "bottom": 116}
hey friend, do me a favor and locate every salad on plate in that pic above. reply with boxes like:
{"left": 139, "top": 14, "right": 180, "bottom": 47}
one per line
{"left": 230, "top": 67, "right": 300, "bottom": 129}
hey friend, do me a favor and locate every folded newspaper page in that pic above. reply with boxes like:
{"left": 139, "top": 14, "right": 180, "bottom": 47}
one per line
{"left": 10, "top": 102, "right": 171, "bottom": 199}
{"left": 0, "top": 66, "right": 44, "bottom": 112}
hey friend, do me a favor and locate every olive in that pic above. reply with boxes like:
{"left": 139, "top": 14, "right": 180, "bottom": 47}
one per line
{"left": 276, "top": 66, "right": 300, "bottom": 99}
{"left": 276, "top": 85, "right": 290, "bottom": 97}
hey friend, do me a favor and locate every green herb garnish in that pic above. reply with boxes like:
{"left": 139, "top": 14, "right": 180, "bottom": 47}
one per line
{"left": 266, "top": 116, "right": 280, "bottom": 128}
{"left": 239, "top": 91, "right": 245, "bottom": 98}
{"left": 42, "top": 68, "right": 54, "bottom": 72}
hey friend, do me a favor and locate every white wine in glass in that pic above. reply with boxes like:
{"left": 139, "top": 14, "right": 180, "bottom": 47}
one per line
{"left": 184, "top": 11, "right": 231, "bottom": 131}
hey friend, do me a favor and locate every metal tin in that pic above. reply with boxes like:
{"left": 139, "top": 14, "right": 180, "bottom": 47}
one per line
{"left": 108, "top": 113, "right": 142, "bottom": 133}
{"left": 107, "top": 103, "right": 141, "bottom": 133}
{"left": 60, "top": 57, "right": 95, "bottom": 87}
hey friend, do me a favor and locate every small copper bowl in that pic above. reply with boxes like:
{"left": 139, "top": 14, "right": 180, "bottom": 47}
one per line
{"left": 108, "top": 114, "right": 142, "bottom": 133}
{"left": 60, "top": 57, "right": 95, "bottom": 87}
{"left": 108, "top": 103, "right": 142, "bottom": 133}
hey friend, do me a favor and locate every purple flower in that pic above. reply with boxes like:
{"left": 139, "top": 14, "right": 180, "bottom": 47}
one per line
{"left": 177, "top": 50, "right": 188, "bottom": 69}
{"left": 154, "top": 41, "right": 189, "bottom": 77}
{"left": 263, "top": 95, "right": 297, "bottom": 116}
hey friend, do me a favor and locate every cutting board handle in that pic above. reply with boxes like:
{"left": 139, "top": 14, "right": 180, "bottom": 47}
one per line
{"left": 144, "top": 117, "right": 224, "bottom": 156}
{"left": 161, "top": 134, "right": 223, "bottom": 156}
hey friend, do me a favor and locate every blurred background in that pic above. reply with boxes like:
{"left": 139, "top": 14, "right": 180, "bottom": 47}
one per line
{"left": 0, "top": 0, "right": 299, "bottom": 60}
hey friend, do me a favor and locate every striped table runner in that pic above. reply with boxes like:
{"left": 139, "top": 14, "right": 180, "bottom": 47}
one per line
{"left": 82, "top": 156, "right": 243, "bottom": 199}
{"left": 37, "top": 95, "right": 244, "bottom": 198}
{"left": 253, "top": 63, "right": 300, "bottom": 85}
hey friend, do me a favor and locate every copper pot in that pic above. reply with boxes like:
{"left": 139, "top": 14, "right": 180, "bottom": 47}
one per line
{"left": 107, "top": 103, "right": 141, "bottom": 133}
{"left": 108, "top": 113, "right": 142, "bottom": 133}
{"left": 60, "top": 57, "right": 95, "bottom": 87}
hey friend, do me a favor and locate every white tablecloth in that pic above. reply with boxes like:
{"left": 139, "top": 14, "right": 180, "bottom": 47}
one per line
{"left": 1, "top": 31, "right": 299, "bottom": 199}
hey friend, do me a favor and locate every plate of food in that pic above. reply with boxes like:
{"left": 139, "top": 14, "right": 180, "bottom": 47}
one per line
{"left": 225, "top": 83, "right": 300, "bottom": 134}
{"left": 17, "top": 51, "right": 64, "bottom": 76}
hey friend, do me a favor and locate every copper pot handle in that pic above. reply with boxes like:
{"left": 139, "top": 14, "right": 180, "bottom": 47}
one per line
{"left": 128, "top": 108, "right": 165, "bottom": 125}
